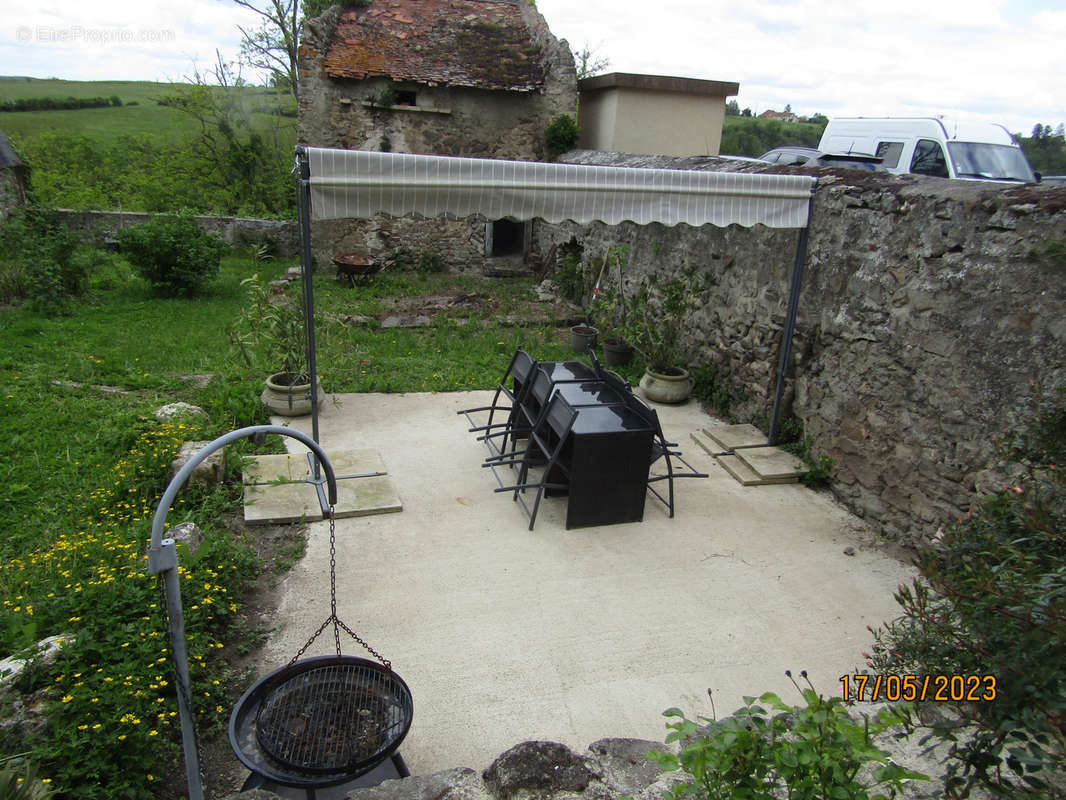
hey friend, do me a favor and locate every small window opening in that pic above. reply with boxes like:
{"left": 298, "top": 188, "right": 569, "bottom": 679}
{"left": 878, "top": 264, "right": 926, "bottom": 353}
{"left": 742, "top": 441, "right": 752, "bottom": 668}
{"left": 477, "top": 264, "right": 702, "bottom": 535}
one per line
{"left": 394, "top": 90, "right": 417, "bottom": 106}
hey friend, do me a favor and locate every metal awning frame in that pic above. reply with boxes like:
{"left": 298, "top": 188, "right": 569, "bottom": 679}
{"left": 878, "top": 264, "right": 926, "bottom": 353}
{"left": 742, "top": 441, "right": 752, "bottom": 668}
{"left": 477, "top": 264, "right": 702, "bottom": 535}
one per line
{"left": 294, "top": 146, "right": 817, "bottom": 497}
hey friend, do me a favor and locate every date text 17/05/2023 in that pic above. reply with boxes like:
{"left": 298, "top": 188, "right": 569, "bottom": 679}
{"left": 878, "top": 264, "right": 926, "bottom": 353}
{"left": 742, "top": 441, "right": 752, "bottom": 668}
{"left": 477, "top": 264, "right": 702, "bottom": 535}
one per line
{"left": 840, "top": 674, "right": 997, "bottom": 703}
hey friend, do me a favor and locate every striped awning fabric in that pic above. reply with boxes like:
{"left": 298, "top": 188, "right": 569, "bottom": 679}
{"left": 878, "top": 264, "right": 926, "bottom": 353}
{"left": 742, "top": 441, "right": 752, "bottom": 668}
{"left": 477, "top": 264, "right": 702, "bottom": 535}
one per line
{"left": 305, "top": 148, "right": 815, "bottom": 229}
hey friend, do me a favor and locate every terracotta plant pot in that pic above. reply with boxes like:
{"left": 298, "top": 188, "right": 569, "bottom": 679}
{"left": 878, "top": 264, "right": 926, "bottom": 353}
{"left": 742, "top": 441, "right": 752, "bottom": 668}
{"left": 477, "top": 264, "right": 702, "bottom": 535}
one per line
{"left": 261, "top": 372, "right": 325, "bottom": 417}
{"left": 639, "top": 366, "right": 692, "bottom": 404}
{"left": 569, "top": 324, "right": 598, "bottom": 354}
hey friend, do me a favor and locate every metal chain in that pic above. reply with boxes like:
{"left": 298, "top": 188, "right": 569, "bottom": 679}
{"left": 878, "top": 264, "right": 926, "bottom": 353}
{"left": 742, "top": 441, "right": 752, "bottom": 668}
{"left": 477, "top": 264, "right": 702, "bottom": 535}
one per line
{"left": 288, "top": 506, "right": 392, "bottom": 670}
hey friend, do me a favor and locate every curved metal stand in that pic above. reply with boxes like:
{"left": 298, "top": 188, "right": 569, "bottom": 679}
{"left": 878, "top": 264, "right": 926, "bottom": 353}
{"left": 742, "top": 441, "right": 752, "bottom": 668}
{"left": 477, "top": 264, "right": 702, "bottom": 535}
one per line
{"left": 147, "top": 425, "right": 338, "bottom": 800}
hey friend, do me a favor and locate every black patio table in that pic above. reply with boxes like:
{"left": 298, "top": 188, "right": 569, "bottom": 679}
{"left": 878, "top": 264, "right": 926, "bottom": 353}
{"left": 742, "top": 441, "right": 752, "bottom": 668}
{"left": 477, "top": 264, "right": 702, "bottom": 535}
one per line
{"left": 546, "top": 399, "right": 653, "bottom": 528}
{"left": 518, "top": 362, "right": 654, "bottom": 529}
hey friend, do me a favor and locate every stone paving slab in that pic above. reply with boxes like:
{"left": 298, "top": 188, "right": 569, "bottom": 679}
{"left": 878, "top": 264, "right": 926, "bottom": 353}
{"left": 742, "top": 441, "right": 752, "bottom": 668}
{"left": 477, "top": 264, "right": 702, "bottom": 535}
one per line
{"left": 735, "top": 446, "right": 806, "bottom": 482}
{"left": 243, "top": 449, "right": 386, "bottom": 484}
{"left": 701, "top": 422, "right": 769, "bottom": 452}
{"left": 242, "top": 449, "right": 401, "bottom": 524}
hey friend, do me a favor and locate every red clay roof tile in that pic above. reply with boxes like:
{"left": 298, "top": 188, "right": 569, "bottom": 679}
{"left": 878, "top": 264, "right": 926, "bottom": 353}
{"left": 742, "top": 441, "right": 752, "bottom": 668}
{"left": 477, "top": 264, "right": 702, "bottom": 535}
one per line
{"left": 323, "top": 0, "right": 546, "bottom": 91}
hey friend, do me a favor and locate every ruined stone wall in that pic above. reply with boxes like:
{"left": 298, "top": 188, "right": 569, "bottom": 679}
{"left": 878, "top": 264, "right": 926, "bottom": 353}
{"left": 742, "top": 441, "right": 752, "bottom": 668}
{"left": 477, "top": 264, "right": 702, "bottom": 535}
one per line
{"left": 297, "top": 4, "right": 577, "bottom": 272}
{"left": 52, "top": 209, "right": 300, "bottom": 255}
{"left": 533, "top": 170, "right": 1066, "bottom": 546}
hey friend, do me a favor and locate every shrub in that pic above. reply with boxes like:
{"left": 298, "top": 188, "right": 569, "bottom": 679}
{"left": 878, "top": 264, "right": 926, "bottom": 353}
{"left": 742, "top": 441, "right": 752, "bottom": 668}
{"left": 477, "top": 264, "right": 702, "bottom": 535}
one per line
{"left": 415, "top": 250, "right": 446, "bottom": 274}
{"left": 0, "top": 204, "right": 84, "bottom": 315}
{"left": 649, "top": 674, "right": 925, "bottom": 800}
{"left": 545, "top": 114, "right": 580, "bottom": 158}
{"left": 870, "top": 373, "right": 1066, "bottom": 795}
{"left": 117, "top": 211, "right": 227, "bottom": 296}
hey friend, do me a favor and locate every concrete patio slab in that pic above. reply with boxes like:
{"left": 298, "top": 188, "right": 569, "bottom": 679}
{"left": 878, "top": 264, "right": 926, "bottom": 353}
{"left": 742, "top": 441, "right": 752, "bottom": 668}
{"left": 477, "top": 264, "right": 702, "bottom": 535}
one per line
{"left": 735, "top": 446, "right": 808, "bottom": 482}
{"left": 701, "top": 422, "right": 769, "bottom": 452}
{"left": 246, "top": 391, "right": 914, "bottom": 780}
{"left": 242, "top": 449, "right": 402, "bottom": 524}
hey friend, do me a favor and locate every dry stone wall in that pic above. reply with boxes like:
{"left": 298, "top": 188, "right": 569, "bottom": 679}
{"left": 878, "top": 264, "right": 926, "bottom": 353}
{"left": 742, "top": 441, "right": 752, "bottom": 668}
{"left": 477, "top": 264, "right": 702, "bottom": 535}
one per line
{"left": 533, "top": 160, "right": 1066, "bottom": 546}
{"left": 53, "top": 209, "right": 300, "bottom": 256}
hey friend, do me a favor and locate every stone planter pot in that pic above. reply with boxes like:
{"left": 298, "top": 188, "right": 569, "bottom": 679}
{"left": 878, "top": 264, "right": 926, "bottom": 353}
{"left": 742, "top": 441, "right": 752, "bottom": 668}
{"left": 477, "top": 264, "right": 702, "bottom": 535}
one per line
{"left": 569, "top": 324, "right": 598, "bottom": 354}
{"left": 602, "top": 337, "right": 634, "bottom": 366}
{"left": 639, "top": 366, "right": 692, "bottom": 404}
{"left": 261, "top": 372, "right": 325, "bottom": 417}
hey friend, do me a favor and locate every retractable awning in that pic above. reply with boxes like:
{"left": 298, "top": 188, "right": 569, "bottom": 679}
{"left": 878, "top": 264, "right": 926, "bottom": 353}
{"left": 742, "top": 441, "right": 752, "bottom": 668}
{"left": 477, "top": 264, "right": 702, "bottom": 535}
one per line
{"left": 296, "top": 146, "right": 816, "bottom": 448}
{"left": 304, "top": 147, "right": 815, "bottom": 228}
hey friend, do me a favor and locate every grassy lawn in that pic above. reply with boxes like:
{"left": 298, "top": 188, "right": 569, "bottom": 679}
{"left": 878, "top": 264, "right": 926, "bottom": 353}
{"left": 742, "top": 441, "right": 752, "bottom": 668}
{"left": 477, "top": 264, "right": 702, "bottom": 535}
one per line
{"left": 0, "top": 77, "right": 295, "bottom": 146}
{"left": 0, "top": 243, "right": 585, "bottom": 797}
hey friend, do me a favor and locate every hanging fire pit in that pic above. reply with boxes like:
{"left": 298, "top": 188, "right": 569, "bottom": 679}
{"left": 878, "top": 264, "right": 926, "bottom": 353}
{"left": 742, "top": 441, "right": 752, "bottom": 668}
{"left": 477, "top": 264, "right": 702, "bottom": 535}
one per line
{"left": 230, "top": 655, "right": 413, "bottom": 788}
{"left": 228, "top": 463, "right": 414, "bottom": 794}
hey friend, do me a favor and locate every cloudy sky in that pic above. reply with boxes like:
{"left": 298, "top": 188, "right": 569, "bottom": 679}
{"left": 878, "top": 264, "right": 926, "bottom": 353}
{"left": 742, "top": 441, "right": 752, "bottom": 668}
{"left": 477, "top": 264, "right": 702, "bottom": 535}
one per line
{"left": 2, "top": 0, "right": 1063, "bottom": 136}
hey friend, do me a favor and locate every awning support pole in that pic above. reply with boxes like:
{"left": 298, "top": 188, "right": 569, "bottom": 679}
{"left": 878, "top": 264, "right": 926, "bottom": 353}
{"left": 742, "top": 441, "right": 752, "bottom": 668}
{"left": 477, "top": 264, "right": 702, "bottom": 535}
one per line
{"left": 297, "top": 147, "right": 321, "bottom": 454}
{"left": 769, "top": 188, "right": 816, "bottom": 446}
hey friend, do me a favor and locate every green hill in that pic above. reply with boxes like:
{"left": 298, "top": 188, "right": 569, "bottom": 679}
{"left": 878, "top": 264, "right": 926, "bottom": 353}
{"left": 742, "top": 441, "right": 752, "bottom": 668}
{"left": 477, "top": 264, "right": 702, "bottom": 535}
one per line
{"left": 0, "top": 78, "right": 297, "bottom": 217}
{"left": 720, "top": 116, "right": 826, "bottom": 157}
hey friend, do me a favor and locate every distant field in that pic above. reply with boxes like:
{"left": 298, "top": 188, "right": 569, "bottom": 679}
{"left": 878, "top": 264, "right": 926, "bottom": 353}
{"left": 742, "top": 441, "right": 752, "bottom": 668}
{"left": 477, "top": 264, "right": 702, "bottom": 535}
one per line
{"left": 0, "top": 76, "right": 295, "bottom": 146}
{"left": 720, "top": 115, "right": 825, "bottom": 157}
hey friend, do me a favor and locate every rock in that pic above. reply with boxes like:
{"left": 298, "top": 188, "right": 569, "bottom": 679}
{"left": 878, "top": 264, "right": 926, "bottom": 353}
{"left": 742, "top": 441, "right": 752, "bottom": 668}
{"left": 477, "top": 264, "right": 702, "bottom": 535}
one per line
{"left": 381, "top": 315, "right": 433, "bottom": 329}
{"left": 586, "top": 739, "right": 664, "bottom": 795}
{"left": 339, "top": 314, "right": 376, "bottom": 327}
{"left": 347, "top": 767, "right": 490, "bottom": 800}
{"left": 0, "top": 634, "right": 71, "bottom": 690}
{"left": 483, "top": 741, "right": 597, "bottom": 799}
{"left": 169, "top": 521, "right": 204, "bottom": 556}
{"left": 843, "top": 546, "right": 856, "bottom": 556}
{"left": 155, "top": 402, "right": 209, "bottom": 424}
{"left": 170, "top": 441, "right": 225, "bottom": 486}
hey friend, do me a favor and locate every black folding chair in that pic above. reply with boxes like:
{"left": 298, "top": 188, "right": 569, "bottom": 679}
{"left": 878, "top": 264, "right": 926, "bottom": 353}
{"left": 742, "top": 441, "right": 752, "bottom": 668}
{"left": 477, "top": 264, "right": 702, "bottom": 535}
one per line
{"left": 626, "top": 394, "right": 708, "bottom": 517}
{"left": 457, "top": 348, "right": 537, "bottom": 456}
{"left": 481, "top": 368, "right": 553, "bottom": 465}
{"left": 483, "top": 393, "right": 578, "bottom": 530}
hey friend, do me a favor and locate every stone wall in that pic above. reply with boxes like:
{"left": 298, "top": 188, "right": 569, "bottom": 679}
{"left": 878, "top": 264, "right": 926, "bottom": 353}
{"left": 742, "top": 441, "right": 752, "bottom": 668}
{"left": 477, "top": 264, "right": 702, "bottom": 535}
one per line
{"left": 533, "top": 157, "right": 1066, "bottom": 546}
{"left": 52, "top": 209, "right": 300, "bottom": 256}
{"left": 296, "top": 2, "right": 577, "bottom": 272}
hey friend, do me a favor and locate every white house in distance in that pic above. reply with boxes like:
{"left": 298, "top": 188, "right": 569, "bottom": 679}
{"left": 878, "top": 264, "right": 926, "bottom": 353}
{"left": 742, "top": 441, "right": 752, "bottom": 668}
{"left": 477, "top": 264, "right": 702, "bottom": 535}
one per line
{"left": 577, "top": 72, "right": 740, "bottom": 157}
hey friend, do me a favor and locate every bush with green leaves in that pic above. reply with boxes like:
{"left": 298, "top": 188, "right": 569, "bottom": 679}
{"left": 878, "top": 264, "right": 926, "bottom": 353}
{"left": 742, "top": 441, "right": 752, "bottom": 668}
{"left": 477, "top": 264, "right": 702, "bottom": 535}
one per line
{"left": 619, "top": 266, "right": 710, "bottom": 373}
{"left": 117, "top": 211, "right": 227, "bottom": 296}
{"left": 0, "top": 204, "right": 84, "bottom": 315}
{"left": 870, "top": 373, "right": 1066, "bottom": 796}
{"left": 649, "top": 673, "right": 925, "bottom": 800}
{"left": 545, "top": 114, "right": 580, "bottom": 158}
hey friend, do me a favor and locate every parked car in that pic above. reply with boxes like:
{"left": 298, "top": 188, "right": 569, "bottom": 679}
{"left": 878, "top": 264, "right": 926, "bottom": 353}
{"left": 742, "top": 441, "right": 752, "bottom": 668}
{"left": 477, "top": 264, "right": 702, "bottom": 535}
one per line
{"left": 818, "top": 117, "right": 1037, "bottom": 182}
{"left": 759, "top": 146, "right": 884, "bottom": 171}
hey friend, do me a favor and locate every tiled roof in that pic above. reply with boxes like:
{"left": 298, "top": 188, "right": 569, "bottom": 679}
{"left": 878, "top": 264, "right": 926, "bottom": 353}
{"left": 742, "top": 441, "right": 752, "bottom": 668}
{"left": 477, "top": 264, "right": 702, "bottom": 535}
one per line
{"left": 323, "top": 0, "right": 546, "bottom": 92}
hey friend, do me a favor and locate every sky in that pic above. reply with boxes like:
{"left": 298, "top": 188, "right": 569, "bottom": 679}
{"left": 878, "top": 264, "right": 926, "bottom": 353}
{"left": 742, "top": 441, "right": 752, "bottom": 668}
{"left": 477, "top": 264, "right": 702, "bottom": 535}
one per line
{"left": 1, "top": 0, "right": 1063, "bottom": 136}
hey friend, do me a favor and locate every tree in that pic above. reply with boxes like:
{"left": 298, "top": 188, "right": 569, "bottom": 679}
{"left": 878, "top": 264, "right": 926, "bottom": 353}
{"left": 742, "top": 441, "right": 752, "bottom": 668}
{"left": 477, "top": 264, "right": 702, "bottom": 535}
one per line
{"left": 234, "top": 0, "right": 300, "bottom": 100}
{"left": 725, "top": 99, "right": 740, "bottom": 117}
{"left": 572, "top": 41, "right": 610, "bottom": 79}
{"left": 232, "top": 0, "right": 369, "bottom": 101}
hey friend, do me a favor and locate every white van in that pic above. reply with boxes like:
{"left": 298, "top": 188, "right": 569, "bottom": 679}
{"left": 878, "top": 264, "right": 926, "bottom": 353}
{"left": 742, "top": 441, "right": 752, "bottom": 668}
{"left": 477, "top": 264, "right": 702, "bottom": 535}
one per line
{"left": 818, "top": 117, "right": 1036, "bottom": 182}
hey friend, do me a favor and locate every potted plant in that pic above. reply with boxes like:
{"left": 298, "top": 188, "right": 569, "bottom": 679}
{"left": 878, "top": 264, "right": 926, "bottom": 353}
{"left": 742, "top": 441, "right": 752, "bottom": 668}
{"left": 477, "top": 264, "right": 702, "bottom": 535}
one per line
{"left": 230, "top": 273, "right": 324, "bottom": 416}
{"left": 620, "top": 266, "right": 709, "bottom": 403}
{"left": 569, "top": 322, "right": 598, "bottom": 353}
{"left": 588, "top": 246, "right": 634, "bottom": 366}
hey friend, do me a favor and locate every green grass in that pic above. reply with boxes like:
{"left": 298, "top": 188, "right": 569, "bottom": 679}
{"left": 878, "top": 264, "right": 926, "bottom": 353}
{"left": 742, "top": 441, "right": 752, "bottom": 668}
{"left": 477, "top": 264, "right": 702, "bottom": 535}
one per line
{"left": 0, "top": 239, "right": 588, "bottom": 795}
{"left": 311, "top": 271, "right": 575, "bottom": 393}
{"left": 0, "top": 77, "right": 295, "bottom": 146}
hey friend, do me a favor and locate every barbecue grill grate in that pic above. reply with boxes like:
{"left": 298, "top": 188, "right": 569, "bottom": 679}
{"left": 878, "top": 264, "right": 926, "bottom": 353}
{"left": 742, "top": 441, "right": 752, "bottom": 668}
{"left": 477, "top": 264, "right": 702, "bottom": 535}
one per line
{"left": 255, "top": 659, "right": 412, "bottom": 775}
